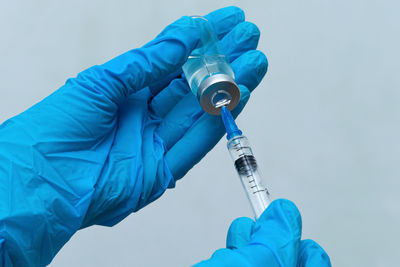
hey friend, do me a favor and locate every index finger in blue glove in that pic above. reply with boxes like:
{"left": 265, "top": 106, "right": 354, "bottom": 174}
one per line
{"left": 226, "top": 217, "right": 255, "bottom": 250}
{"left": 73, "top": 17, "right": 198, "bottom": 106}
{"left": 298, "top": 239, "right": 332, "bottom": 267}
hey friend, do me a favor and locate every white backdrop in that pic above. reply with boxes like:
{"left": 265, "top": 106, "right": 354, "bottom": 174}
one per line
{"left": 1, "top": 0, "right": 399, "bottom": 266}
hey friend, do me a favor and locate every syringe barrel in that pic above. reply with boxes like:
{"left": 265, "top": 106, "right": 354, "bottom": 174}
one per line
{"left": 227, "top": 135, "right": 270, "bottom": 218}
{"left": 182, "top": 16, "right": 240, "bottom": 115}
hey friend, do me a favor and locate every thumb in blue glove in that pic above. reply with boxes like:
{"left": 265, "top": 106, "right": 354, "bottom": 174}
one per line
{"left": 194, "top": 199, "right": 331, "bottom": 267}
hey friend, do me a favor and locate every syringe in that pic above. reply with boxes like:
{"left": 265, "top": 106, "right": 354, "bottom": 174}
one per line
{"left": 221, "top": 106, "right": 270, "bottom": 219}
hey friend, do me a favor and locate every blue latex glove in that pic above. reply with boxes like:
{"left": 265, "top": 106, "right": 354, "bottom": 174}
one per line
{"left": 194, "top": 199, "right": 331, "bottom": 267}
{"left": 0, "top": 6, "right": 268, "bottom": 267}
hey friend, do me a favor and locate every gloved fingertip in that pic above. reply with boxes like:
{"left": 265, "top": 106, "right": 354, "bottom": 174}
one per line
{"left": 254, "top": 51, "right": 269, "bottom": 82}
{"left": 254, "top": 198, "right": 302, "bottom": 241}
{"left": 231, "top": 50, "right": 268, "bottom": 92}
{"left": 102, "top": 16, "right": 203, "bottom": 96}
{"left": 206, "top": 6, "right": 245, "bottom": 23}
{"left": 223, "top": 6, "right": 246, "bottom": 19}
{"left": 205, "top": 6, "right": 245, "bottom": 38}
{"left": 244, "top": 50, "right": 269, "bottom": 87}
{"left": 298, "top": 239, "right": 332, "bottom": 267}
{"left": 220, "top": 21, "right": 261, "bottom": 63}
{"left": 235, "top": 21, "right": 260, "bottom": 42}
{"left": 227, "top": 217, "right": 255, "bottom": 249}
{"left": 259, "top": 198, "right": 300, "bottom": 222}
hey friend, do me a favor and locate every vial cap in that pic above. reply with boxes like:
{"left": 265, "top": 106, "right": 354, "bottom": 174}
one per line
{"left": 198, "top": 74, "right": 241, "bottom": 115}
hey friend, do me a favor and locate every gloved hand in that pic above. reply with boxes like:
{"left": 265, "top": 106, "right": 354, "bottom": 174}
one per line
{"left": 0, "top": 6, "right": 268, "bottom": 267}
{"left": 194, "top": 199, "right": 331, "bottom": 267}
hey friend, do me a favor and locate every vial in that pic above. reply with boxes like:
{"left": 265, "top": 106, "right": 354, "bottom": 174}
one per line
{"left": 182, "top": 16, "right": 241, "bottom": 115}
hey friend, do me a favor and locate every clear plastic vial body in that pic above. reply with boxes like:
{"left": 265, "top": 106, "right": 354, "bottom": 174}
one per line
{"left": 182, "top": 16, "right": 240, "bottom": 115}
{"left": 227, "top": 135, "right": 270, "bottom": 219}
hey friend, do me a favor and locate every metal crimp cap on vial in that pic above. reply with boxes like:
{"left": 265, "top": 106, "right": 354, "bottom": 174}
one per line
{"left": 197, "top": 74, "right": 241, "bottom": 115}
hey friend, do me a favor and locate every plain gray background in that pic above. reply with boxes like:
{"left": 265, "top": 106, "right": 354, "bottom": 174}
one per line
{"left": 1, "top": 0, "right": 399, "bottom": 266}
